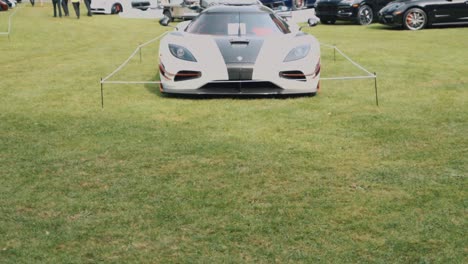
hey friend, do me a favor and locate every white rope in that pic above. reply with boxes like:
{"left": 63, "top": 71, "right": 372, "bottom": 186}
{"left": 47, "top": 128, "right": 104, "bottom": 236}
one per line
{"left": 0, "top": 5, "right": 22, "bottom": 36}
{"left": 320, "top": 42, "right": 376, "bottom": 78}
{"left": 333, "top": 46, "right": 375, "bottom": 77}
{"left": 101, "top": 31, "right": 169, "bottom": 83}
{"left": 103, "top": 81, "right": 161, "bottom": 84}
{"left": 321, "top": 76, "right": 376, "bottom": 81}
{"left": 101, "top": 38, "right": 376, "bottom": 85}
{"left": 320, "top": 43, "right": 336, "bottom": 49}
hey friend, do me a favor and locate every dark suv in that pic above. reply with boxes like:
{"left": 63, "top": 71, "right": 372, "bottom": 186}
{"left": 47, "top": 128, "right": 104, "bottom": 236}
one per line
{"left": 314, "top": 0, "right": 393, "bottom": 25}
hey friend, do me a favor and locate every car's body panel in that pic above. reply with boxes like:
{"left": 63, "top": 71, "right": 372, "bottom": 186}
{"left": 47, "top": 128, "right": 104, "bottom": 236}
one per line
{"left": 158, "top": 4, "right": 320, "bottom": 95}
{"left": 378, "top": 0, "right": 468, "bottom": 29}
{"left": 315, "top": 0, "right": 394, "bottom": 23}
{"left": 91, "top": 0, "right": 125, "bottom": 14}
{"left": 260, "top": 0, "right": 316, "bottom": 10}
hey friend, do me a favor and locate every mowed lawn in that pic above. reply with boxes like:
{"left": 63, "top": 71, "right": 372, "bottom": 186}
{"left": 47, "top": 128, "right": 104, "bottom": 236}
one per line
{"left": 1, "top": 5, "right": 467, "bottom": 263}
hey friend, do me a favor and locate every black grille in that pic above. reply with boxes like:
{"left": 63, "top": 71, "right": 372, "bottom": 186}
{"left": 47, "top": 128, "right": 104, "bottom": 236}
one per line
{"left": 227, "top": 67, "right": 253, "bottom": 80}
{"left": 198, "top": 81, "right": 283, "bottom": 94}
{"left": 316, "top": 4, "right": 338, "bottom": 13}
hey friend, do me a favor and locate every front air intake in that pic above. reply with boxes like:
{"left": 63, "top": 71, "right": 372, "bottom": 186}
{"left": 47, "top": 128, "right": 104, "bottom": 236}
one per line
{"left": 279, "top": 71, "right": 306, "bottom": 81}
{"left": 174, "top": 71, "right": 202, "bottom": 82}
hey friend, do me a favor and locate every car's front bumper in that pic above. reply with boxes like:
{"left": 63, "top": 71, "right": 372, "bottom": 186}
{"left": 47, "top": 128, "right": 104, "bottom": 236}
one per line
{"left": 159, "top": 56, "right": 321, "bottom": 95}
{"left": 160, "top": 80, "right": 319, "bottom": 95}
{"left": 378, "top": 11, "right": 403, "bottom": 27}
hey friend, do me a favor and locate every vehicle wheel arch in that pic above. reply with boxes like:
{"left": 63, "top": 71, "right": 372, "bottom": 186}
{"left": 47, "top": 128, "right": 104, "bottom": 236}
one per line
{"left": 292, "top": 0, "right": 306, "bottom": 10}
{"left": 358, "top": 1, "right": 373, "bottom": 10}
{"left": 111, "top": 2, "right": 123, "bottom": 14}
{"left": 406, "top": 5, "right": 428, "bottom": 13}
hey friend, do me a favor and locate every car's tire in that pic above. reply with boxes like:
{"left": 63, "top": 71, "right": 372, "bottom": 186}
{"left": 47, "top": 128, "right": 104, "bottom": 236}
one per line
{"left": 163, "top": 9, "right": 173, "bottom": 22}
{"left": 357, "top": 5, "right": 373, "bottom": 25}
{"left": 111, "top": 3, "right": 122, "bottom": 14}
{"left": 320, "top": 17, "right": 336, "bottom": 24}
{"left": 403, "top": 8, "right": 427, "bottom": 30}
{"left": 292, "top": 0, "right": 305, "bottom": 10}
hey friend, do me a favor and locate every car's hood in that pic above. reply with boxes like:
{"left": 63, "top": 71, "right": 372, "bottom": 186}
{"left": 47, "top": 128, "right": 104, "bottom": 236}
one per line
{"left": 380, "top": 0, "right": 414, "bottom": 11}
{"left": 316, "top": 0, "right": 346, "bottom": 5}
{"left": 213, "top": 37, "right": 264, "bottom": 64}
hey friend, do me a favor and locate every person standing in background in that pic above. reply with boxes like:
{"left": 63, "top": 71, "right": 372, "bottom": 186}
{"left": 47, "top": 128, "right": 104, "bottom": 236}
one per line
{"left": 30, "top": 0, "right": 34, "bottom": 6}
{"left": 71, "top": 0, "right": 80, "bottom": 19}
{"left": 52, "top": 0, "right": 63, "bottom": 17}
{"left": 83, "top": 0, "right": 92, "bottom": 16}
{"left": 62, "top": 0, "right": 70, "bottom": 16}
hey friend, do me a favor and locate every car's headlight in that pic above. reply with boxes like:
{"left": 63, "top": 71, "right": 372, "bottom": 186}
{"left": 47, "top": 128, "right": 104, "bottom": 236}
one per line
{"left": 168, "top": 44, "right": 197, "bottom": 62}
{"left": 284, "top": 44, "right": 310, "bottom": 62}
{"left": 383, "top": 2, "right": 404, "bottom": 12}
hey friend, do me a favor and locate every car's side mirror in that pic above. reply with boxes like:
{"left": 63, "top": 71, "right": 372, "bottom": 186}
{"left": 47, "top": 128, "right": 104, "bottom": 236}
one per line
{"left": 308, "top": 18, "right": 319, "bottom": 27}
{"left": 159, "top": 16, "right": 170, "bottom": 27}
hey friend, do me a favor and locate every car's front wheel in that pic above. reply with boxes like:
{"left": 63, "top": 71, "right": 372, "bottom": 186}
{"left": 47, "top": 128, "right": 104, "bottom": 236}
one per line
{"left": 111, "top": 3, "right": 122, "bottom": 14}
{"left": 163, "top": 9, "right": 173, "bottom": 22}
{"left": 403, "top": 8, "right": 427, "bottom": 30}
{"left": 357, "top": 5, "right": 373, "bottom": 25}
{"left": 292, "top": 0, "right": 305, "bottom": 10}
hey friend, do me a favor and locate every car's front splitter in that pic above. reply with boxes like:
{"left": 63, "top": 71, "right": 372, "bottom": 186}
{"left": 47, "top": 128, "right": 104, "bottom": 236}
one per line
{"left": 160, "top": 79, "right": 319, "bottom": 96}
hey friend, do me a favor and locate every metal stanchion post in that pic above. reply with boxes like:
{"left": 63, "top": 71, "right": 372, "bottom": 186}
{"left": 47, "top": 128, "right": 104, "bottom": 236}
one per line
{"left": 101, "top": 78, "right": 104, "bottom": 109}
{"left": 374, "top": 72, "right": 379, "bottom": 106}
{"left": 333, "top": 44, "right": 336, "bottom": 62}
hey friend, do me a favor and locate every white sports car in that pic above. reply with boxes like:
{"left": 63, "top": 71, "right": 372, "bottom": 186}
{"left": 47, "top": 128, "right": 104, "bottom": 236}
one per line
{"left": 91, "top": 0, "right": 124, "bottom": 14}
{"left": 158, "top": 1, "right": 321, "bottom": 95}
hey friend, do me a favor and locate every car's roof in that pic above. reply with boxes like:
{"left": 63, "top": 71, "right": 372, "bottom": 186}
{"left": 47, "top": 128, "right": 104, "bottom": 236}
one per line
{"left": 202, "top": 4, "right": 273, "bottom": 14}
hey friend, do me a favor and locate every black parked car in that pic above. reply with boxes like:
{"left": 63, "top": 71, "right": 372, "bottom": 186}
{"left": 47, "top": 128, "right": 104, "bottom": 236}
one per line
{"left": 315, "top": 0, "right": 393, "bottom": 25}
{"left": 378, "top": 0, "right": 468, "bottom": 30}
{"left": 260, "top": 0, "right": 316, "bottom": 10}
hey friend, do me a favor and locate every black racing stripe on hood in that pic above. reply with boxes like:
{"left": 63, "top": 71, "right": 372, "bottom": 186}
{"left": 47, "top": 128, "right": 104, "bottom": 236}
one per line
{"left": 214, "top": 37, "right": 264, "bottom": 64}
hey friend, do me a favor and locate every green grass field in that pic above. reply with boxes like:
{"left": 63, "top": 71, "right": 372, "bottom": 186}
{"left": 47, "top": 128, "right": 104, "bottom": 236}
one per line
{"left": 1, "top": 4, "right": 467, "bottom": 263}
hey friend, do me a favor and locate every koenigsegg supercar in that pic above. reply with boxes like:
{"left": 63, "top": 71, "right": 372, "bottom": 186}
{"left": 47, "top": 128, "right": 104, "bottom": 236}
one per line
{"left": 158, "top": 2, "right": 321, "bottom": 95}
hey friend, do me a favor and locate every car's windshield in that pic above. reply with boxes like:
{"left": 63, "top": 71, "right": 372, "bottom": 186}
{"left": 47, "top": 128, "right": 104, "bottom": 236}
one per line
{"left": 186, "top": 12, "right": 290, "bottom": 36}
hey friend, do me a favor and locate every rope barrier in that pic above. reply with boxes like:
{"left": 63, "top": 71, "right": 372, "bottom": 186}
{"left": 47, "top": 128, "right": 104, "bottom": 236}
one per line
{"left": 101, "top": 39, "right": 377, "bottom": 85}
{"left": 100, "top": 37, "right": 379, "bottom": 106}
{"left": 320, "top": 42, "right": 376, "bottom": 78}
{"left": 0, "top": 5, "right": 22, "bottom": 38}
{"left": 101, "top": 31, "right": 169, "bottom": 83}
{"left": 319, "top": 42, "right": 378, "bottom": 106}
{"left": 321, "top": 76, "right": 376, "bottom": 81}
